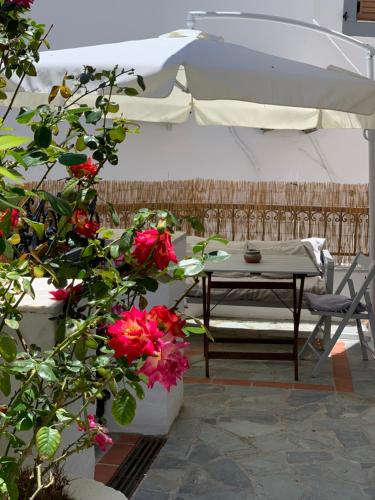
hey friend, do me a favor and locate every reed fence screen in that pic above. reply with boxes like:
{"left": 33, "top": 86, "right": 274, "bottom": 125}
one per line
{"left": 30, "top": 180, "right": 369, "bottom": 264}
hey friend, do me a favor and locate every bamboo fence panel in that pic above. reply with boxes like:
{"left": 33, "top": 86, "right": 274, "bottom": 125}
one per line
{"left": 27, "top": 180, "right": 369, "bottom": 263}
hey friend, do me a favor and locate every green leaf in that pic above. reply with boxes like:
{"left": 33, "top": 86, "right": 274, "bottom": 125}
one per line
{"left": 74, "top": 337, "right": 87, "bottom": 361}
{"left": 22, "top": 278, "right": 35, "bottom": 299}
{"left": 55, "top": 409, "right": 74, "bottom": 424}
{"left": 177, "top": 258, "right": 204, "bottom": 277}
{"left": 139, "top": 295, "right": 148, "bottom": 310}
{"left": 0, "top": 368, "right": 10, "bottom": 397}
{"left": 192, "top": 242, "right": 205, "bottom": 254}
{"left": 0, "top": 166, "right": 24, "bottom": 184}
{"left": 0, "top": 334, "right": 17, "bottom": 362}
{"left": 138, "top": 277, "right": 158, "bottom": 292}
{"left": 128, "top": 381, "right": 145, "bottom": 400}
{"left": 85, "top": 337, "right": 98, "bottom": 350}
{"left": 75, "top": 135, "right": 86, "bottom": 152}
{"left": 112, "top": 389, "right": 136, "bottom": 426}
{"left": 85, "top": 110, "right": 102, "bottom": 124}
{"left": 34, "top": 126, "right": 52, "bottom": 148}
{"left": 110, "top": 244, "right": 120, "bottom": 259}
{"left": 183, "top": 325, "right": 206, "bottom": 335}
{"left": 55, "top": 319, "right": 66, "bottom": 343}
{"left": 109, "top": 127, "right": 125, "bottom": 142}
{"left": 205, "top": 250, "right": 230, "bottom": 262}
{"left": 107, "top": 103, "right": 119, "bottom": 113}
{"left": 48, "top": 85, "right": 60, "bottom": 103}
{"left": 4, "top": 318, "right": 19, "bottom": 330}
{"left": 16, "top": 413, "right": 34, "bottom": 431}
{"left": 0, "top": 135, "right": 29, "bottom": 151}
{"left": 36, "top": 427, "right": 61, "bottom": 460}
{"left": 17, "top": 107, "right": 37, "bottom": 124}
{"left": 10, "top": 359, "right": 35, "bottom": 373}
{"left": 124, "top": 87, "right": 138, "bottom": 96}
{"left": 38, "top": 363, "right": 57, "bottom": 382}
{"left": 137, "top": 75, "right": 146, "bottom": 91}
{"left": 36, "top": 191, "right": 72, "bottom": 217}
{"left": 24, "top": 218, "right": 45, "bottom": 239}
{"left": 58, "top": 152, "right": 87, "bottom": 166}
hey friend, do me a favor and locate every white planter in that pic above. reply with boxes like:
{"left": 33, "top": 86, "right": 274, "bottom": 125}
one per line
{"left": 104, "top": 232, "right": 187, "bottom": 435}
{"left": 67, "top": 478, "right": 127, "bottom": 500}
{"left": 105, "top": 379, "right": 183, "bottom": 435}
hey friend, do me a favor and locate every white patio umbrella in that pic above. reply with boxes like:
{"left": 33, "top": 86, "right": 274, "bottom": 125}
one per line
{"left": 8, "top": 29, "right": 375, "bottom": 129}
{"left": 7, "top": 23, "right": 375, "bottom": 269}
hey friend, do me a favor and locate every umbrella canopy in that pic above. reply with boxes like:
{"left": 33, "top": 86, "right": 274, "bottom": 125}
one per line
{"left": 8, "top": 29, "right": 375, "bottom": 129}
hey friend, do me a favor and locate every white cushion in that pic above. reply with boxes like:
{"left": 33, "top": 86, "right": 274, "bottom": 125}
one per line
{"left": 246, "top": 238, "right": 325, "bottom": 269}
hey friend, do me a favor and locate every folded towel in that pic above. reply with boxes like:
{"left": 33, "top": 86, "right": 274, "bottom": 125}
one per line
{"left": 304, "top": 292, "right": 366, "bottom": 313}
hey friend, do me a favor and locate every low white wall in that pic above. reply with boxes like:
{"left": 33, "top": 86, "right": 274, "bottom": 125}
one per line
{"left": 1, "top": 279, "right": 96, "bottom": 479}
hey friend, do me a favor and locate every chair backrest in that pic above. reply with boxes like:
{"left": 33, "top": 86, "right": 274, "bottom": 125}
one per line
{"left": 335, "top": 252, "right": 375, "bottom": 298}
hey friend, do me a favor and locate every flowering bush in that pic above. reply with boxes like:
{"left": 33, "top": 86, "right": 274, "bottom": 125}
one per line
{"left": 0, "top": 1, "right": 228, "bottom": 498}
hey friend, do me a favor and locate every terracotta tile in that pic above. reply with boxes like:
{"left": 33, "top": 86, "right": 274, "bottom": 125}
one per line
{"left": 99, "top": 443, "right": 134, "bottom": 465}
{"left": 212, "top": 378, "right": 253, "bottom": 387}
{"left": 117, "top": 433, "right": 142, "bottom": 445}
{"left": 335, "top": 382, "right": 354, "bottom": 393}
{"left": 331, "top": 341, "right": 347, "bottom": 355}
{"left": 184, "top": 376, "right": 212, "bottom": 384}
{"left": 252, "top": 380, "right": 294, "bottom": 389}
{"left": 294, "top": 383, "right": 334, "bottom": 392}
{"left": 94, "top": 464, "right": 117, "bottom": 484}
{"left": 331, "top": 341, "right": 354, "bottom": 393}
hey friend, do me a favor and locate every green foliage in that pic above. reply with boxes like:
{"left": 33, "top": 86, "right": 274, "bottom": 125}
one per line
{"left": 112, "top": 389, "right": 136, "bottom": 426}
{"left": 36, "top": 427, "right": 61, "bottom": 460}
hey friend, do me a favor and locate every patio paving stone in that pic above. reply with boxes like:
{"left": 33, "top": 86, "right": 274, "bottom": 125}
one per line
{"left": 129, "top": 319, "right": 375, "bottom": 499}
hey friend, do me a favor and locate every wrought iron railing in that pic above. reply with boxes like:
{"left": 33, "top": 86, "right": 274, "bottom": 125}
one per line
{"left": 96, "top": 202, "right": 369, "bottom": 264}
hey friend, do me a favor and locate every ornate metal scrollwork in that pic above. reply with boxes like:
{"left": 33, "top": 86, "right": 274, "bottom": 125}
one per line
{"left": 17, "top": 194, "right": 99, "bottom": 261}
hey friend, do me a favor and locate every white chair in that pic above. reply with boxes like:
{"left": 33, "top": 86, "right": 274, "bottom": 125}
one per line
{"left": 299, "top": 253, "right": 375, "bottom": 377}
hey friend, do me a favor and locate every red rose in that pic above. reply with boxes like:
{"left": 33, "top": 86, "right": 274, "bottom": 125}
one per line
{"left": 71, "top": 209, "right": 99, "bottom": 239}
{"left": 10, "top": 209, "right": 19, "bottom": 228}
{"left": 5, "top": 0, "right": 34, "bottom": 8}
{"left": 148, "top": 305, "right": 186, "bottom": 338}
{"left": 132, "top": 228, "right": 177, "bottom": 270}
{"left": 107, "top": 306, "right": 164, "bottom": 363}
{"left": 0, "top": 208, "right": 20, "bottom": 230}
{"left": 69, "top": 157, "right": 98, "bottom": 179}
{"left": 50, "top": 283, "right": 83, "bottom": 302}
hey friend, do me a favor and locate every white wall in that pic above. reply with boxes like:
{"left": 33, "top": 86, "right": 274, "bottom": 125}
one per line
{"left": 22, "top": 0, "right": 372, "bottom": 184}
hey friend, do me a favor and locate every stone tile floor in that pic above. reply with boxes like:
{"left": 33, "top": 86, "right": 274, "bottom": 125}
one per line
{"left": 130, "top": 319, "right": 375, "bottom": 499}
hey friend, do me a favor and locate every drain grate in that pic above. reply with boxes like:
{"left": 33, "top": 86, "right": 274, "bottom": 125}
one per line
{"left": 107, "top": 436, "right": 167, "bottom": 498}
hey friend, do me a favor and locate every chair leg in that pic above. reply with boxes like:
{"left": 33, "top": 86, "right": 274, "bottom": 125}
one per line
{"left": 367, "top": 310, "right": 375, "bottom": 358}
{"left": 364, "top": 293, "right": 375, "bottom": 357}
{"left": 299, "top": 316, "right": 325, "bottom": 359}
{"left": 356, "top": 319, "right": 369, "bottom": 361}
{"left": 312, "top": 318, "right": 348, "bottom": 377}
{"left": 323, "top": 317, "right": 331, "bottom": 347}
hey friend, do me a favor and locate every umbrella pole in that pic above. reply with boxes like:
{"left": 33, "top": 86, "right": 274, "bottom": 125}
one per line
{"left": 367, "top": 50, "right": 375, "bottom": 316}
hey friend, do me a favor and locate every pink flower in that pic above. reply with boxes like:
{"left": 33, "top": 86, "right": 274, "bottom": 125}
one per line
{"left": 95, "top": 432, "right": 113, "bottom": 451}
{"left": 139, "top": 333, "right": 189, "bottom": 391}
{"left": 132, "top": 228, "right": 177, "bottom": 270}
{"left": 77, "top": 414, "right": 113, "bottom": 452}
{"left": 107, "top": 306, "right": 164, "bottom": 363}
{"left": 5, "top": 0, "right": 34, "bottom": 8}
{"left": 49, "top": 283, "right": 83, "bottom": 302}
{"left": 69, "top": 157, "right": 98, "bottom": 179}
